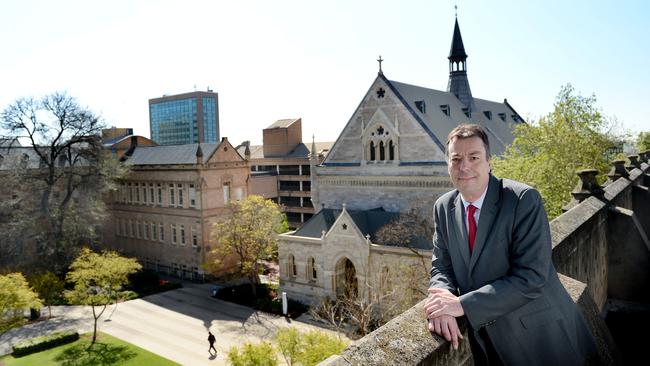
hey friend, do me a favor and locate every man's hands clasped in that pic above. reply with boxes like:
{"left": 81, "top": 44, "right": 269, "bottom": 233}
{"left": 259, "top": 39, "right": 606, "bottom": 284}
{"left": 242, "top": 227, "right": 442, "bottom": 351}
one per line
{"left": 424, "top": 288, "right": 464, "bottom": 350}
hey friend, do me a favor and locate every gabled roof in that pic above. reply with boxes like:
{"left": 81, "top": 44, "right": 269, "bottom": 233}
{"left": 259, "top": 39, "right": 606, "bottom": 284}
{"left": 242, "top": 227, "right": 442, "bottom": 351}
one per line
{"left": 292, "top": 208, "right": 433, "bottom": 250}
{"left": 125, "top": 143, "right": 219, "bottom": 166}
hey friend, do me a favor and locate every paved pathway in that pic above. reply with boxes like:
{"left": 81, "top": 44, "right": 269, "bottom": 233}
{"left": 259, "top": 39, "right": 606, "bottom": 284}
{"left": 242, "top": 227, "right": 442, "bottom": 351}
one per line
{"left": 0, "top": 282, "right": 346, "bottom": 365}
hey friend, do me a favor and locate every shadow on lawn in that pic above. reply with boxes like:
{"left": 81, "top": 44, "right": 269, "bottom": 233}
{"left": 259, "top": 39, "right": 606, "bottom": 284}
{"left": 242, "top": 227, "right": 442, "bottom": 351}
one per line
{"left": 54, "top": 342, "right": 136, "bottom": 366}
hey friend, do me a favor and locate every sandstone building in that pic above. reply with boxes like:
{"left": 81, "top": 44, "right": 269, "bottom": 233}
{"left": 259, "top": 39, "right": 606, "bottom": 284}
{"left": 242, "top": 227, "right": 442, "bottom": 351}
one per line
{"left": 104, "top": 137, "right": 248, "bottom": 280}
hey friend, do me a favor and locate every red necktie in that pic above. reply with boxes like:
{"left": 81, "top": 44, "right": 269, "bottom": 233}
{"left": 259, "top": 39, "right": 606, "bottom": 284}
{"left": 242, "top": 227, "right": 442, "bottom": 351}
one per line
{"left": 467, "top": 204, "right": 477, "bottom": 252}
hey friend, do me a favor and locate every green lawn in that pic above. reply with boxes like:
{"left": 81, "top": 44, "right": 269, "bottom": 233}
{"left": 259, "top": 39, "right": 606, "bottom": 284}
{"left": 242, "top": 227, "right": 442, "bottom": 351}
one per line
{"left": 0, "top": 332, "right": 179, "bottom": 366}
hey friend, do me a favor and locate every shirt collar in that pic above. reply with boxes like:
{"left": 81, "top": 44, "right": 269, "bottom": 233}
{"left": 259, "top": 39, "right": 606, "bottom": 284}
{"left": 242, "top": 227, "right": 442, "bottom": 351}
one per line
{"left": 460, "top": 185, "right": 488, "bottom": 211}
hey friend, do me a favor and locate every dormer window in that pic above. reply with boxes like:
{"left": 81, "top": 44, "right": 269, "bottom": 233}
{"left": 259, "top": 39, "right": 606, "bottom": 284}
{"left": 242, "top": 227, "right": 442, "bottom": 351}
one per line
{"left": 498, "top": 113, "right": 506, "bottom": 122}
{"left": 415, "top": 100, "right": 426, "bottom": 114}
{"left": 440, "top": 105, "right": 450, "bottom": 117}
{"left": 462, "top": 108, "right": 471, "bottom": 118}
{"left": 511, "top": 114, "right": 519, "bottom": 123}
{"left": 483, "top": 111, "right": 492, "bottom": 120}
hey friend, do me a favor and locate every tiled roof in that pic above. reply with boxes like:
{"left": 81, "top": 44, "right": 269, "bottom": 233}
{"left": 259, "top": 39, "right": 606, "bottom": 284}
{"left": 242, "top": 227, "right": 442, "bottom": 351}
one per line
{"left": 125, "top": 143, "right": 219, "bottom": 165}
{"left": 236, "top": 142, "right": 334, "bottom": 160}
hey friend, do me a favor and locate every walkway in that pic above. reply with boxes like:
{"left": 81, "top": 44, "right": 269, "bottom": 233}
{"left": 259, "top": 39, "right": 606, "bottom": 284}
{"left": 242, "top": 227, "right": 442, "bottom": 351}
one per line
{"left": 0, "top": 282, "right": 345, "bottom": 365}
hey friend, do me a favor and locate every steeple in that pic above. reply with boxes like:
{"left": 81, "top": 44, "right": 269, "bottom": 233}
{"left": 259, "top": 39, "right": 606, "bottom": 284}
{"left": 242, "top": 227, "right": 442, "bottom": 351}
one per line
{"left": 447, "top": 17, "right": 476, "bottom": 115}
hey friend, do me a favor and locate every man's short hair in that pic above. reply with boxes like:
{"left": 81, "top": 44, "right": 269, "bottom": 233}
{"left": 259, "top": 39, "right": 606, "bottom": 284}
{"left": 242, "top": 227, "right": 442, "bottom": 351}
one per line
{"left": 446, "top": 124, "right": 491, "bottom": 159}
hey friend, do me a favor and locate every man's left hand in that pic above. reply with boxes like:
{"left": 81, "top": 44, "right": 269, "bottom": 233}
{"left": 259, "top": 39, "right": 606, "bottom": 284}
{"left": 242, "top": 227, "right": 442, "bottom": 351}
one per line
{"left": 425, "top": 288, "right": 465, "bottom": 318}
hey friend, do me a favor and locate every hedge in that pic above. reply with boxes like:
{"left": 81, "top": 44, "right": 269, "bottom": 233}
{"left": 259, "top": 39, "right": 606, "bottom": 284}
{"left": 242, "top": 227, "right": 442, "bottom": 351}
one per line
{"left": 12, "top": 330, "right": 79, "bottom": 357}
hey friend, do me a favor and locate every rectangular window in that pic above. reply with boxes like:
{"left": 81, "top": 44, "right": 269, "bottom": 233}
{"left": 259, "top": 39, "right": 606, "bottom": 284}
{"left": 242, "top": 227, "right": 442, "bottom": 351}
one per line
{"left": 137, "top": 221, "right": 142, "bottom": 239}
{"left": 128, "top": 183, "right": 133, "bottom": 203}
{"left": 142, "top": 183, "right": 147, "bottom": 204}
{"left": 171, "top": 224, "right": 177, "bottom": 244}
{"left": 121, "top": 183, "right": 127, "bottom": 202}
{"left": 169, "top": 184, "right": 175, "bottom": 206}
{"left": 191, "top": 226, "right": 198, "bottom": 247}
{"left": 135, "top": 183, "right": 140, "bottom": 203}
{"left": 157, "top": 184, "right": 163, "bottom": 205}
{"left": 144, "top": 222, "right": 149, "bottom": 240}
{"left": 223, "top": 183, "right": 230, "bottom": 205}
{"left": 177, "top": 184, "right": 184, "bottom": 207}
{"left": 130, "top": 220, "right": 135, "bottom": 238}
{"left": 115, "top": 220, "right": 120, "bottom": 236}
{"left": 121, "top": 219, "right": 127, "bottom": 237}
{"left": 180, "top": 224, "right": 186, "bottom": 246}
{"left": 189, "top": 184, "right": 196, "bottom": 208}
{"left": 152, "top": 222, "right": 158, "bottom": 241}
{"left": 149, "top": 183, "right": 155, "bottom": 204}
{"left": 159, "top": 223, "right": 165, "bottom": 242}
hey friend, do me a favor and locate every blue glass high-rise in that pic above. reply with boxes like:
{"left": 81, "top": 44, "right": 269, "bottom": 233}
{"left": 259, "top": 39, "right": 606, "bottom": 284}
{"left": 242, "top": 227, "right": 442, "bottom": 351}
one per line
{"left": 149, "top": 91, "right": 220, "bottom": 145}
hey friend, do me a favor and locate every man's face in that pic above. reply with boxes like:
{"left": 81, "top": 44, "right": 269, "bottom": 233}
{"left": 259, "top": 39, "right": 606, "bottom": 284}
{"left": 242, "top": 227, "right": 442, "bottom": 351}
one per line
{"left": 447, "top": 136, "right": 491, "bottom": 201}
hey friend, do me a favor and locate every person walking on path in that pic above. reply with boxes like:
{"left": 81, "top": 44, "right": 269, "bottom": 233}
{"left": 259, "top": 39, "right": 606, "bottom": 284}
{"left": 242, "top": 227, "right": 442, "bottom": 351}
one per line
{"left": 207, "top": 331, "right": 217, "bottom": 355}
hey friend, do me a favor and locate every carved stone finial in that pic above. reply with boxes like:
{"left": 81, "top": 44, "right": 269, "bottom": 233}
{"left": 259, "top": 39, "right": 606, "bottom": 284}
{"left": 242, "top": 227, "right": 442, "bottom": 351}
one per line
{"left": 626, "top": 155, "right": 641, "bottom": 171}
{"left": 607, "top": 159, "right": 629, "bottom": 181}
{"left": 571, "top": 169, "right": 604, "bottom": 202}
{"left": 639, "top": 150, "right": 650, "bottom": 164}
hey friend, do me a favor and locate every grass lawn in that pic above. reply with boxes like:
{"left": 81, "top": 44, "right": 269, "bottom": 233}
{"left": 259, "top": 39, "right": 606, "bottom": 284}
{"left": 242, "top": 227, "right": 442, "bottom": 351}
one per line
{"left": 0, "top": 332, "right": 179, "bottom": 366}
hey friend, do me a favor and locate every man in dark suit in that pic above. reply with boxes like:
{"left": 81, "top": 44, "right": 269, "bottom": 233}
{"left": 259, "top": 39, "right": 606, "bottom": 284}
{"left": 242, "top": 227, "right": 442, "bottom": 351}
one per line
{"left": 424, "top": 124, "right": 597, "bottom": 365}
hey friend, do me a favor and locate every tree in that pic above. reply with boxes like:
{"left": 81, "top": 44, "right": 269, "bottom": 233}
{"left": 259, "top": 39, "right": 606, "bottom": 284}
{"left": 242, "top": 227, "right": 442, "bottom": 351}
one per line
{"left": 637, "top": 131, "right": 650, "bottom": 152}
{"left": 275, "top": 328, "right": 347, "bottom": 366}
{"left": 28, "top": 271, "right": 64, "bottom": 319}
{"left": 0, "top": 92, "right": 128, "bottom": 273}
{"left": 209, "top": 195, "right": 285, "bottom": 296}
{"left": 227, "top": 341, "right": 278, "bottom": 366}
{"left": 491, "top": 84, "right": 619, "bottom": 219}
{"left": 64, "top": 248, "right": 141, "bottom": 343}
{"left": 0, "top": 273, "right": 42, "bottom": 333}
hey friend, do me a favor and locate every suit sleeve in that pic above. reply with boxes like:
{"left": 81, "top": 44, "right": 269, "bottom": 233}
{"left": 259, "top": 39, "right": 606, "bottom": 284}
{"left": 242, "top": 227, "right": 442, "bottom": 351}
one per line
{"left": 429, "top": 201, "right": 459, "bottom": 294}
{"left": 459, "top": 188, "right": 551, "bottom": 329}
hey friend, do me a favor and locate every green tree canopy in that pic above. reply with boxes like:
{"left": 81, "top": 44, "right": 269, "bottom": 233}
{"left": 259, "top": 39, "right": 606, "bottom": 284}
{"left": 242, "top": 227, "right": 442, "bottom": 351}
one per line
{"left": 491, "top": 84, "right": 619, "bottom": 219}
{"left": 637, "top": 131, "right": 650, "bottom": 152}
{"left": 64, "top": 248, "right": 141, "bottom": 343}
{"left": 228, "top": 341, "right": 278, "bottom": 366}
{"left": 209, "top": 195, "right": 285, "bottom": 295}
{"left": 28, "top": 271, "right": 64, "bottom": 319}
{"left": 0, "top": 273, "right": 42, "bottom": 332}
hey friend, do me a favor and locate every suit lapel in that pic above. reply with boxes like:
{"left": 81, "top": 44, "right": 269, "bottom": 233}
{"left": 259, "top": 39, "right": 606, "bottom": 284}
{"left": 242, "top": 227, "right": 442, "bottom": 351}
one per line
{"left": 450, "top": 192, "right": 471, "bottom": 268}
{"left": 469, "top": 175, "right": 502, "bottom": 273}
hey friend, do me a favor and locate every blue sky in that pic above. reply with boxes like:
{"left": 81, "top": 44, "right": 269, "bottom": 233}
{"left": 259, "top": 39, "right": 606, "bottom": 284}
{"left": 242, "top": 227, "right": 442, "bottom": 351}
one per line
{"left": 1, "top": 0, "right": 647, "bottom": 145}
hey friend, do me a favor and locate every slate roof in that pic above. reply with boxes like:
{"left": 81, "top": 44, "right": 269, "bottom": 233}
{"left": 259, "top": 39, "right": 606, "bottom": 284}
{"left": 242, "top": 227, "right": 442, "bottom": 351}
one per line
{"left": 125, "top": 143, "right": 220, "bottom": 166}
{"left": 387, "top": 77, "right": 522, "bottom": 156}
{"left": 292, "top": 208, "right": 433, "bottom": 250}
{"left": 266, "top": 118, "right": 300, "bottom": 129}
{"left": 449, "top": 18, "right": 467, "bottom": 60}
{"left": 236, "top": 142, "right": 334, "bottom": 160}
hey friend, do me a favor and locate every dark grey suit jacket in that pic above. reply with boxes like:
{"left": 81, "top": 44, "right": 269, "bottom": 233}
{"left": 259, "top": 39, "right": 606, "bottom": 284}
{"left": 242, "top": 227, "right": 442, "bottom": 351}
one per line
{"left": 430, "top": 175, "right": 597, "bottom": 365}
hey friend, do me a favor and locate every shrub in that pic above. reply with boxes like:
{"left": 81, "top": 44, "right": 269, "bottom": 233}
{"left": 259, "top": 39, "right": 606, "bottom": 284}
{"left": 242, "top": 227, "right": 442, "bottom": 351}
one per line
{"left": 227, "top": 341, "right": 277, "bottom": 366}
{"left": 275, "top": 328, "right": 347, "bottom": 366}
{"left": 12, "top": 330, "right": 79, "bottom": 357}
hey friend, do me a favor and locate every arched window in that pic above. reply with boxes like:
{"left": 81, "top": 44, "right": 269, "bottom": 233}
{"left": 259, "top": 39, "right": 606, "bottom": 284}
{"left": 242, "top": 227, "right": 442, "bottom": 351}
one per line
{"left": 389, "top": 140, "right": 395, "bottom": 160}
{"left": 379, "top": 141, "right": 385, "bottom": 161}
{"left": 366, "top": 125, "right": 398, "bottom": 162}
{"left": 287, "top": 254, "right": 296, "bottom": 277}
{"left": 369, "top": 141, "right": 375, "bottom": 161}
{"left": 307, "top": 257, "right": 317, "bottom": 281}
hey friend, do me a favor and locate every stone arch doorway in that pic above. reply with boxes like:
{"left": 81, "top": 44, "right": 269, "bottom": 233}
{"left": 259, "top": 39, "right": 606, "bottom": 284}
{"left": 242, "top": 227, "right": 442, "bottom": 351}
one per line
{"left": 335, "top": 257, "right": 358, "bottom": 298}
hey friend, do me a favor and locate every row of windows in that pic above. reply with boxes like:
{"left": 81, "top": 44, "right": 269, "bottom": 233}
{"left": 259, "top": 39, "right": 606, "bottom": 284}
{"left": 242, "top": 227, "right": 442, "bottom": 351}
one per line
{"left": 115, "top": 182, "right": 198, "bottom": 208}
{"left": 115, "top": 219, "right": 199, "bottom": 247}
{"left": 251, "top": 165, "right": 311, "bottom": 176}
{"left": 202, "top": 97, "right": 219, "bottom": 143}
{"left": 285, "top": 255, "right": 318, "bottom": 282}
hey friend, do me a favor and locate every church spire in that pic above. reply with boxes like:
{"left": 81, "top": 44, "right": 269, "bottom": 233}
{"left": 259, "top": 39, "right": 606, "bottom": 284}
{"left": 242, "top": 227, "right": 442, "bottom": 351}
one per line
{"left": 447, "top": 17, "right": 476, "bottom": 115}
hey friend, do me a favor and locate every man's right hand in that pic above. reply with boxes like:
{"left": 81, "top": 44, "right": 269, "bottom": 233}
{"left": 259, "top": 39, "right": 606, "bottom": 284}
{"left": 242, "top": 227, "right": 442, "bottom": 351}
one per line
{"left": 427, "top": 314, "right": 463, "bottom": 350}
